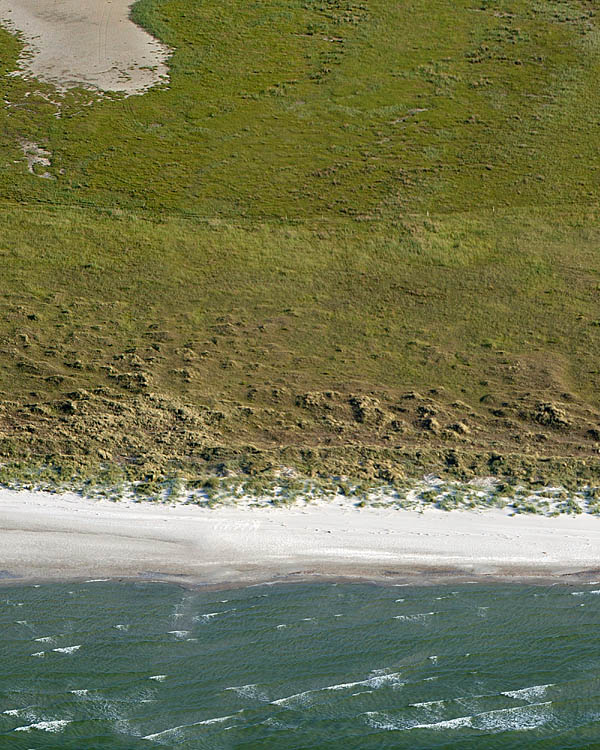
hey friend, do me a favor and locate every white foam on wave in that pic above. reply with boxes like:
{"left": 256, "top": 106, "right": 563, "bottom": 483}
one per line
{"left": 3, "top": 709, "right": 21, "bottom": 716}
{"left": 272, "top": 670, "right": 403, "bottom": 706}
{"left": 114, "top": 624, "right": 129, "bottom": 631}
{"left": 15, "top": 719, "right": 71, "bottom": 733}
{"left": 393, "top": 611, "right": 439, "bottom": 622}
{"left": 85, "top": 579, "right": 110, "bottom": 583}
{"left": 363, "top": 700, "right": 552, "bottom": 733}
{"left": 473, "top": 702, "right": 552, "bottom": 732}
{"left": 414, "top": 716, "right": 473, "bottom": 731}
{"left": 34, "top": 636, "right": 54, "bottom": 643}
{"left": 225, "top": 684, "right": 269, "bottom": 701}
{"left": 502, "top": 684, "right": 554, "bottom": 702}
{"left": 149, "top": 675, "right": 166, "bottom": 682}
{"left": 143, "top": 713, "right": 236, "bottom": 741}
{"left": 276, "top": 624, "right": 287, "bottom": 629}
{"left": 409, "top": 699, "right": 445, "bottom": 709}
{"left": 31, "top": 651, "right": 44, "bottom": 658}
{"left": 70, "top": 689, "right": 89, "bottom": 697}
{"left": 167, "top": 630, "right": 190, "bottom": 639}
{"left": 193, "top": 607, "right": 238, "bottom": 623}
{"left": 52, "top": 645, "right": 81, "bottom": 654}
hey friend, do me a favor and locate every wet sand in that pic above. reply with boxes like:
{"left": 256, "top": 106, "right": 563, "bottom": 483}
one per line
{"left": 0, "top": 489, "right": 599, "bottom": 587}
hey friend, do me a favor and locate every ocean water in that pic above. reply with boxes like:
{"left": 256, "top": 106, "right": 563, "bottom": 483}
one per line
{"left": 1, "top": 581, "right": 600, "bottom": 748}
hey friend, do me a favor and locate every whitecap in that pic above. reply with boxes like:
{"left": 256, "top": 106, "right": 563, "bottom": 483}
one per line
{"left": 52, "top": 645, "right": 81, "bottom": 654}
{"left": 3, "top": 709, "right": 21, "bottom": 716}
{"left": 472, "top": 702, "right": 552, "bottom": 732}
{"left": 363, "top": 711, "right": 411, "bottom": 731}
{"left": 70, "top": 689, "right": 89, "bottom": 697}
{"left": 15, "top": 719, "right": 71, "bottom": 733}
{"left": 143, "top": 713, "right": 235, "bottom": 740}
{"left": 393, "top": 611, "right": 439, "bottom": 622}
{"left": 225, "top": 684, "right": 268, "bottom": 701}
{"left": 167, "top": 630, "right": 190, "bottom": 639}
{"left": 34, "top": 636, "right": 54, "bottom": 643}
{"left": 194, "top": 612, "right": 219, "bottom": 622}
{"left": 415, "top": 716, "right": 474, "bottom": 730}
{"left": 410, "top": 699, "right": 445, "bottom": 708}
{"left": 149, "top": 675, "right": 166, "bottom": 682}
{"left": 272, "top": 671, "right": 403, "bottom": 706}
{"left": 276, "top": 624, "right": 287, "bottom": 629}
{"left": 114, "top": 624, "right": 128, "bottom": 631}
{"left": 30, "top": 651, "right": 44, "bottom": 658}
{"left": 15, "top": 620, "right": 28, "bottom": 625}
{"left": 85, "top": 579, "right": 110, "bottom": 583}
{"left": 364, "top": 711, "right": 473, "bottom": 732}
{"left": 271, "top": 689, "right": 314, "bottom": 707}
{"left": 364, "top": 701, "right": 553, "bottom": 734}
{"left": 502, "top": 684, "right": 553, "bottom": 702}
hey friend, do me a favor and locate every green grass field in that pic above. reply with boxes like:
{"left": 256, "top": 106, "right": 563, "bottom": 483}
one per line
{"left": 2, "top": 0, "right": 600, "bottom": 486}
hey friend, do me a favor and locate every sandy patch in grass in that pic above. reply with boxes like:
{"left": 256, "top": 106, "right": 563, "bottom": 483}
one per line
{"left": 20, "top": 140, "right": 53, "bottom": 178}
{"left": 0, "top": 0, "right": 170, "bottom": 95}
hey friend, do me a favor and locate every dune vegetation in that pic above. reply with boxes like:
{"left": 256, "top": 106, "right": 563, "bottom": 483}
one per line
{"left": 2, "top": 0, "right": 600, "bottom": 490}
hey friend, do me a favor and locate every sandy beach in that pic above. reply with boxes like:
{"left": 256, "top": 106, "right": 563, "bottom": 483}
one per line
{"left": 0, "top": 489, "right": 599, "bottom": 587}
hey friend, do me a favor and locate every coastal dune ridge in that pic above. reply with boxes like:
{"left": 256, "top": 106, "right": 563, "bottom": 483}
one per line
{"left": 0, "top": 488, "right": 599, "bottom": 586}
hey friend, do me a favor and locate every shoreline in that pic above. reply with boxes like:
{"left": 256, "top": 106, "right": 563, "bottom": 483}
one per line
{"left": 1, "top": 489, "right": 599, "bottom": 588}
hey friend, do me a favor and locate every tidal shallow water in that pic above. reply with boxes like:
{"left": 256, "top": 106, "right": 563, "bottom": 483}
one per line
{"left": 1, "top": 580, "right": 599, "bottom": 748}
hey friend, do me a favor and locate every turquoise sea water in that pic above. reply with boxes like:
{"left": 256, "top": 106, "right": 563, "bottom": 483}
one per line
{"left": 1, "top": 581, "right": 600, "bottom": 748}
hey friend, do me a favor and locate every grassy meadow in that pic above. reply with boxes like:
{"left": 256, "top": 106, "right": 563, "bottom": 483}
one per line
{"left": 2, "top": 0, "right": 600, "bottom": 487}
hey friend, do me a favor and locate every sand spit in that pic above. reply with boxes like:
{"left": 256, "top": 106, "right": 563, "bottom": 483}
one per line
{"left": 0, "top": 0, "right": 170, "bottom": 95}
{"left": 0, "top": 489, "right": 599, "bottom": 586}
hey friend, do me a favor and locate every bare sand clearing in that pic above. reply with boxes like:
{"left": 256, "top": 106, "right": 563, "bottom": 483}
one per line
{"left": 0, "top": 489, "right": 599, "bottom": 586}
{"left": 0, "top": 0, "right": 170, "bottom": 94}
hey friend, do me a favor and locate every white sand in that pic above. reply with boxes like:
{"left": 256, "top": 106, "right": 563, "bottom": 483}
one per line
{"left": 0, "top": 489, "right": 599, "bottom": 586}
{"left": 0, "top": 0, "right": 170, "bottom": 94}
